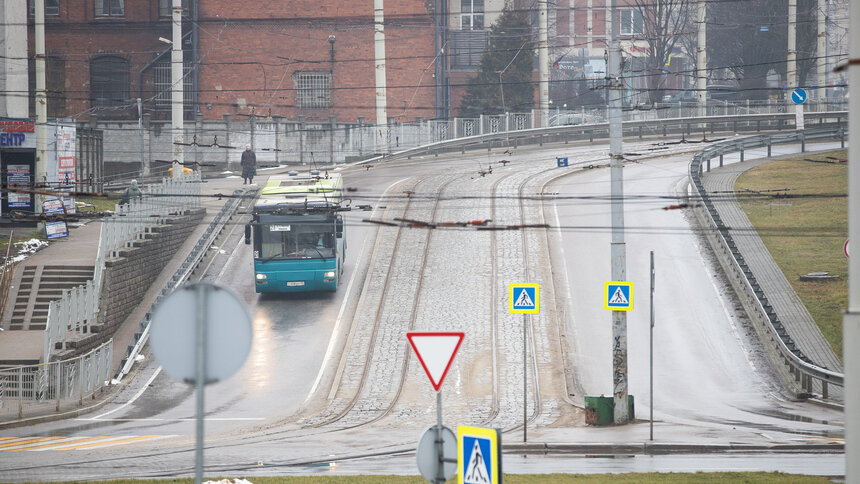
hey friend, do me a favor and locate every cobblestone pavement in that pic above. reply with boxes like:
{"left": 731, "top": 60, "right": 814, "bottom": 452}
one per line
{"left": 305, "top": 140, "right": 715, "bottom": 435}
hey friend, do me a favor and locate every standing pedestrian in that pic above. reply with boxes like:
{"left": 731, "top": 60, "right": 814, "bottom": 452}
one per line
{"left": 119, "top": 179, "right": 142, "bottom": 205}
{"left": 240, "top": 143, "right": 257, "bottom": 185}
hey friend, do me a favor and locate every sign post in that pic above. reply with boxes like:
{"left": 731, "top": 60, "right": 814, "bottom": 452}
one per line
{"left": 150, "top": 283, "right": 253, "bottom": 484}
{"left": 792, "top": 88, "right": 807, "bottom": 130}
{"left": 509, "top": 283, "right": 539, "bottom": 442}
{"left": 407, "top": 332, "right": 464, "bottom": 484}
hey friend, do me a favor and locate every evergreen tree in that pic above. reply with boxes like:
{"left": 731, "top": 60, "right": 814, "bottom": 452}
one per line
{"left": 459, "top": 7, "right": 534, "bottom": 117}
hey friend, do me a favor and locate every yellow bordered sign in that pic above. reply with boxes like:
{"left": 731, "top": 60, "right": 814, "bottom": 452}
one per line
{"left": 509, "top": 283, "right": 539, "bottom": 314}
{"left": 604, "top": 281, "right": 633, "bottom": 311}
{"left": 458, "top": 425, "right": 500, "bottom": 484}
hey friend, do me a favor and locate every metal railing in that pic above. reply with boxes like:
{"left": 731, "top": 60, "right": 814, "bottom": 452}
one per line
{"left": 1, "top": 339, "right": 112, "bottom": 422}
{"left": 116, "top": 188, "right": 250, "bottom": 381}
{"left": 688, "top": 127, "right": 846, "bottom": 398}
{"left": 43, "top": 172, "right": 202, "bottom": 363}
{"left": 376, "top": 111, "right": 846, "bottom": 163}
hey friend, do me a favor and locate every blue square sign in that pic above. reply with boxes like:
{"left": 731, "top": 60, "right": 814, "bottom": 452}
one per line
{"left": 509, "top": 283, "right": 539, "bottom": 314}
{"left": 604, "top": 281, "right": 633, "bottom": 311}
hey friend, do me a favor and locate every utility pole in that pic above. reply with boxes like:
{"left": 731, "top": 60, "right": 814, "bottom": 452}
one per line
{"left": 843, "top": 0, "right": 860, "bottom": 478}
{"left": 787, "top": 0, "right": 797, "bottom": 98}
{"left": 607, "top": 0, "right": 628, "bottom": 425}
{"left": 171, "top": 0, "right": 184, "bottom": 178}
{"left": 696, "top": 0, "right": 707, "bottom": 116}
{"left": 434, "top": 0, "right": 447, "bottom": 120}
{"left": 816, "top": 0, "right": 827, "bottom": 103}
{"left": 538, "top": 0, "right": 549, "bottom": 128}
{"left": 373, "top": 0, "right": 389, "bottom": 152}
{"left": 34, "top": 0, "right": 47, "bottom": 211}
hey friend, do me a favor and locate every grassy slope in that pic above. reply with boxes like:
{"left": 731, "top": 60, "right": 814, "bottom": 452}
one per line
{"left": 734, "top": 150, "right": 848, "bottom": 360}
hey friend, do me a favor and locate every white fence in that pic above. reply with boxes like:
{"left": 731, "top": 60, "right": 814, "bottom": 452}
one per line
{"left": 1, "top": 339, "right": 112, "bottom": 421}
{"left": 43, "top": 172, "right": 201, "bottom": 363}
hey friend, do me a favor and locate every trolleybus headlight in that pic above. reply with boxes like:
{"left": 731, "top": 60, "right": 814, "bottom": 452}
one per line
{"left": 256, "top": 273, "right": 267, "bottom": 280}
{"left": 324, "top": 271, "right": 336, "bottom": 278}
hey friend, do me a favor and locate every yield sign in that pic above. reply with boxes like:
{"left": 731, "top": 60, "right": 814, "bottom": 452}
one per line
{"left": 407, "top": 332, "right": 465, "bottom": 392}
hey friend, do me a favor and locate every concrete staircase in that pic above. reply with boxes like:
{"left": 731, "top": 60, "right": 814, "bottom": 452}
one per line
{"left": 8, "top": 265, "right": 95, "bottom": 331}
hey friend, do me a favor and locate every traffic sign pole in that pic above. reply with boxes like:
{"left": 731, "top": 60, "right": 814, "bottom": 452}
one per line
{"left": 435, "top": 390, "right": 444, "bottom": 484}
{"left": 650, "top": 251, "right": 655, "bottom": 441}
{"left": 194, "top": 284, "right": 207, "bottom": 484}
{"left": 523, "top": 313, "right": 528, "bottom": 443}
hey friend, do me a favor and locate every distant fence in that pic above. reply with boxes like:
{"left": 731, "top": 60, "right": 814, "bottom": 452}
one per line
{"left": 43, "top": 173, "right": 201, "bottom": 363}
{"left": 688, "top": 127, "right": 846, "bottom": 399}
{"left": 1, "top": 339, "right": 112, "bottom": 422}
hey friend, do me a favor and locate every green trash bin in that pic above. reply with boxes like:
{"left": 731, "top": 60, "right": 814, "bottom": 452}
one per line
{"left": 584, "top": 395, "right": 634, "bottom": 425}
{"left": 584, "top": 396, "right": 613, "bottom": 426}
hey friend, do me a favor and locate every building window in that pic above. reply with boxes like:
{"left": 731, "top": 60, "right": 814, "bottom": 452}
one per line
{"left": 152, "top": 58, "right": 193, "bottom": 111}
{"left": 159, "top": 0, "right": 189, "bottom": 18}
{"left": 294, "top": 72, "right": 331, "bottom": 109}
{"left": 28, "top": 57, "right": 66, "bottom": 117}
{"left": 449, "top": 30, "right": 489, "bottom": 70}
{"left": 95, "top": 0, "right": 124, "bottom": 17}
{"left": 460, "top": 0, "right": 484, "bottom": 30}
{"left": 619, "top": 9, "right": 644, "bottom": 36}
{"left": 29, "top": 0, "right": 60, "bottom": 16}
{"left": 90, "top": 56, "right": 129, "bottom": 108}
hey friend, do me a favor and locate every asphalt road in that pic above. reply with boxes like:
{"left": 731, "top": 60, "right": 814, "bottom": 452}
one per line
{"left": 0, "top": 141, "right": 846, "bottom": 481}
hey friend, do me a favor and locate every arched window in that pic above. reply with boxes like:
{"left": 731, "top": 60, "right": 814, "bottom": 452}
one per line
{"left": 90, "top": 56, "right": 128, "bottom": 108}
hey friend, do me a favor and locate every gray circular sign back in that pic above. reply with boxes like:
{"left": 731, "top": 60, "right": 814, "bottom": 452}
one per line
{"left": 416, "top": 425, "right": 456, "bottom": 483}
{"left": 150, "top": 282, "right": 252, "bottom": 384}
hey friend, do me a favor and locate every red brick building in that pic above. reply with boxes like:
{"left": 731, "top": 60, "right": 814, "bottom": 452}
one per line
{"left": 27, "top": 0, "right": 437, "bottom": 123}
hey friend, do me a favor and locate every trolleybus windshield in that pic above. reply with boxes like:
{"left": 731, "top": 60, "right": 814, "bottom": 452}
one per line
{"left": 259, "top": 222, "right": 336, "bottom": 260}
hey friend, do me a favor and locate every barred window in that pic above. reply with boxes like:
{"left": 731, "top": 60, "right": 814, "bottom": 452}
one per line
{"left": 159, "top": 0, "right": 189, "bottom": 18}
{"left": 95, "top": 0, "right": 124, "bottom": 17}
{"left": 90, "top": 56, "right": 128, "bottom": 108}
{"left": 152, "top": 58, "right": 193, "bottom": 111}
{"left": 29, "top": 0, "right": 60, "bottom": 16}
{"left": 294, "top": 72, "right": 331, "bottom": 109}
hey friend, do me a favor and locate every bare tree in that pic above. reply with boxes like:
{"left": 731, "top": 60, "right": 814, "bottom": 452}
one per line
{"left": 633, "top": 0, "right": 691, "bottom": 104}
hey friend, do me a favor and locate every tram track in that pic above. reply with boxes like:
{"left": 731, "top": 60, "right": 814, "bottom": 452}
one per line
{"left": 302, "top": 174, "right": 458, "bottom": 431}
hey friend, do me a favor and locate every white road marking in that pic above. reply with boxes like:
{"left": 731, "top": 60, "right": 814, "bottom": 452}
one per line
{"left": 87, "top": 366, "right": 162, "bottom": 420}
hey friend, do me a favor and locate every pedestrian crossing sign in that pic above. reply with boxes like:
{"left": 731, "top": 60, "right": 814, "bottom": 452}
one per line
{"left": 509, "top": 283, "right": 539, "bottom": 314}
{"left": 458, "top": 426, "right": 500, "bottom": 484}
{"left": 604, "top": 281, "right": 633, "bottom": 311}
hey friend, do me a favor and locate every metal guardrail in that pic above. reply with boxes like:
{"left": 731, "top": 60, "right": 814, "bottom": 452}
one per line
{"left": 1, "top": 339, "right": 112, "bottom": 422}
{"left": 43, "top": 172, "right": 202, "bottom": 363}
{"left": 688, "top": 127, "right": 846, "bottom": 398}
{"left": 115, "top": 188, "right": 251, "bottom": 382}
{"left": 374, "top": 111, "right": 847, "bottom": 164}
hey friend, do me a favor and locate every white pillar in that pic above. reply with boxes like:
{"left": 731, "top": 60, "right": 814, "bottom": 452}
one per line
{"left": 608, "top": 0, "right": 627, "bottom": 425}
{"left": 538, "top": 0, "right": 549, "bottom": 128}
{"left": 171, "top": 0, "right": 184, "bottom": 177}
{"left": 816, "top": 0, "right": 827, "bottom": 103}
{"left": 374, "top": 0, "right": 389, "bottom": 152}
{"left": 843, "top": 0, "right": 860, "bottom": 480}
{"left": 34, "top": 0, "right": 47, "bottom": 211}
{"left": 696, "top": 0, "right": 707, "bottom": 116}
{"left": 0, "top": 2, "right": 28, "bottom": 117}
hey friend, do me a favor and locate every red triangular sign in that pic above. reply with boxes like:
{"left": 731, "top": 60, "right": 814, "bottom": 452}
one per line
{"left": 407, "top": 332, "right": 464, "bottom": 392}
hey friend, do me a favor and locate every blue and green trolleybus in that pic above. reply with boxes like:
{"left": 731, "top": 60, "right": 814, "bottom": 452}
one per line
{"left": 245, "top": 172, "right": 346, "bottom": 293}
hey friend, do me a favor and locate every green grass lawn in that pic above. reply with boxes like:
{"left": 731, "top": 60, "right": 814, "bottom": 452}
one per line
{"left": 5, "top": 473, "right": 834, "bottom": 484}
{"left": 735, "top": 150, "right": 848, "bottom": 360}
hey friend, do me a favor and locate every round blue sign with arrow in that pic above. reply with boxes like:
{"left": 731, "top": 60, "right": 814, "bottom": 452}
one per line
{"left": 791, "top": 88, "right": 807, "bottom": 104}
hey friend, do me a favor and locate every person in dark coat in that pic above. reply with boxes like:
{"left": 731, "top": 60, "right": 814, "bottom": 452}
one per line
{"left": 240, "top": 144, "right": 257, "bottom": 185}
{"left": 119, "top": 179, "right": 142, "bottom": 205}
